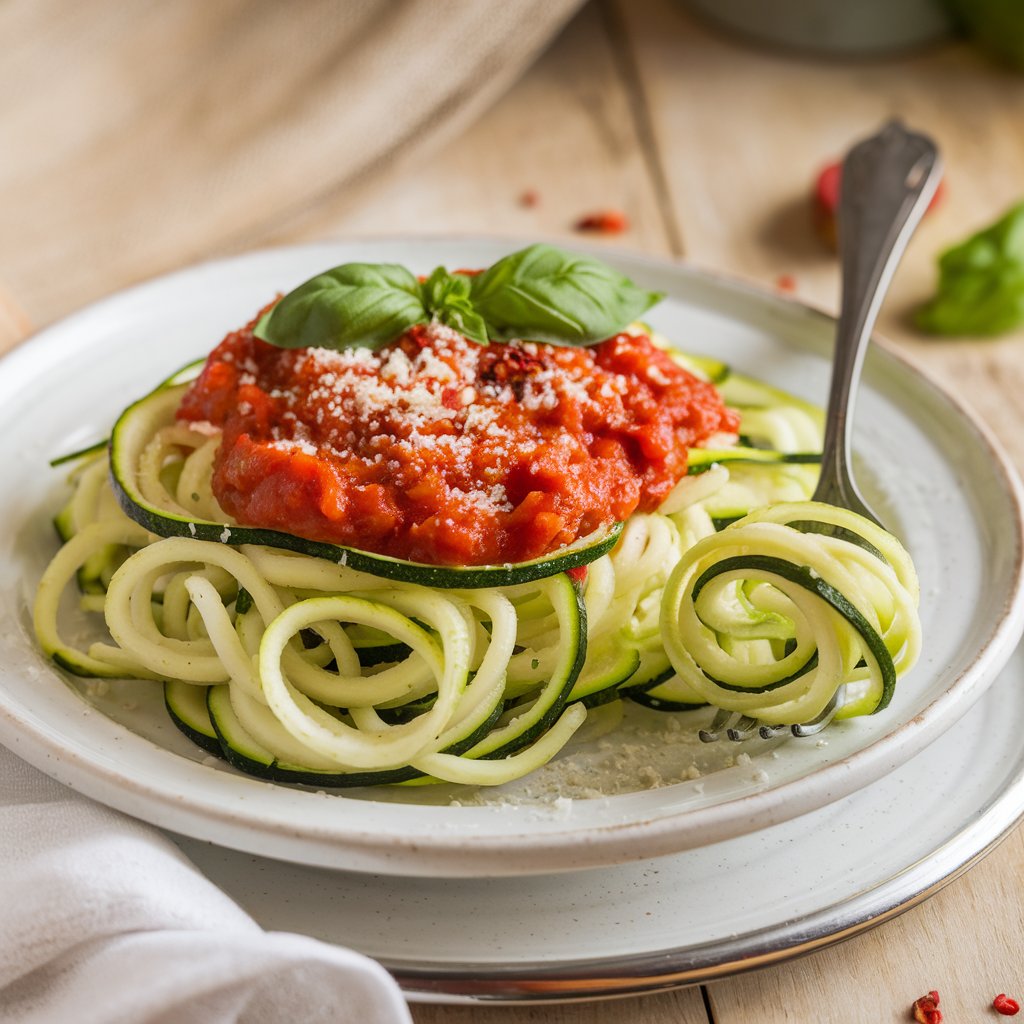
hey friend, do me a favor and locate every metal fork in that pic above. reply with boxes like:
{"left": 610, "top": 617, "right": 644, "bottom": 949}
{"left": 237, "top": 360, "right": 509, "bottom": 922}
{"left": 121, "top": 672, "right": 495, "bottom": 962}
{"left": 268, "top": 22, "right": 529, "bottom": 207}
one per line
{"left": 700, "top": 121, "right": 942, "bottom": 743}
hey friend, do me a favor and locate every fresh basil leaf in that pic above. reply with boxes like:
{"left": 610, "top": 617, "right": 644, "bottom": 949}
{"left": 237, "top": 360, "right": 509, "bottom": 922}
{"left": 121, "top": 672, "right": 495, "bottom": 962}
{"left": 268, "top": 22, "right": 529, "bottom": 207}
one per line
{"left": 421, "top": 266, "right": 489, "bottom": 345}
{"left": 437, "top": 300, "right": 489, "bottom": 346}
{"left": 254, "top": 263, "right": 427, "bottom": 350}
{"left": 470, "top": 243, "right": 663, "bottom": 346}
{"left": 420, "top": 265, "right": 470, "bottom": 309}
{"left": 917, "top": 201, "right": 1024, "bottom": 336}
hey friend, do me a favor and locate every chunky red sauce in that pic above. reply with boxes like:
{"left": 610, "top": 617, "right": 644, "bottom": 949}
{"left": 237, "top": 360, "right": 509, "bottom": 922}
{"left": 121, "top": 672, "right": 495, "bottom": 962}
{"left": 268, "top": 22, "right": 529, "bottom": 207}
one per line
{"left": 177, "top": 316, "right": 738, "bottom": 565}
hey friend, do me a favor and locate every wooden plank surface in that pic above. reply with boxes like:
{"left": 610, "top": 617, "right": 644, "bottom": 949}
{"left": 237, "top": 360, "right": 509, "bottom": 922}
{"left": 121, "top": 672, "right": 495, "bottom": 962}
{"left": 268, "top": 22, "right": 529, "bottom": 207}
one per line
{"left": 238, "top": 2, "right": 674, "bottom": 259}
{"left": 0, "top": 285, "right": 31, "bottom": 353}
{"left": 619, "top": 0, "right": 1024, "bottom": 472}
{"left": 5, "top": 1, "right": 1024, "bottom": 1021}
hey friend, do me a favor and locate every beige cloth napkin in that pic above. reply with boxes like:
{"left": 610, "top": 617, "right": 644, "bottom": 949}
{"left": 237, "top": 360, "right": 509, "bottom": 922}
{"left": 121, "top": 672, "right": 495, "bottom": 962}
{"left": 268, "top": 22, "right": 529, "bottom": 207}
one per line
{"left": 0, "top": 0, "right": 585, "bottom": 322}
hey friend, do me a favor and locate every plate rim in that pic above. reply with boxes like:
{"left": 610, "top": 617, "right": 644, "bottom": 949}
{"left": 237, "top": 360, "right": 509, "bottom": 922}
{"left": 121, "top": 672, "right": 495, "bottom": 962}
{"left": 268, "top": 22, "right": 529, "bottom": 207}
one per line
{"left": 3, "top": 238, "right": 1024, "bottom": 876}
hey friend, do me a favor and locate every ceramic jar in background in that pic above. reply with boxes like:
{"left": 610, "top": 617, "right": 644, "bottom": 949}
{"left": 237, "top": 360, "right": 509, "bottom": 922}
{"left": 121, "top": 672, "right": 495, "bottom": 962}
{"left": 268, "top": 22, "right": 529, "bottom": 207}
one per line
{"left": 683, "top": 0, "right": 954, "bottom": 56}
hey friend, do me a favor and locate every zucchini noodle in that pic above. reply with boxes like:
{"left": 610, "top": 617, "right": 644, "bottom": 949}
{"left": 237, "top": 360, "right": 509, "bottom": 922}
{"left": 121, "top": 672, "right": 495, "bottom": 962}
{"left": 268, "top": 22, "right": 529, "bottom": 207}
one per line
{"left": 34, "top": 348, "right": 922, "bottom": 790}
{"left": 659, "top": 504, "right": 920, "bottom": 724}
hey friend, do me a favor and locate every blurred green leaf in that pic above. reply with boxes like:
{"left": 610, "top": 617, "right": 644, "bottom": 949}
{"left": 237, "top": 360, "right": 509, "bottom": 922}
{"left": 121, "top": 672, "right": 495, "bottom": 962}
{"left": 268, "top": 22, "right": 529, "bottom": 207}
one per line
{"left": 917, "top": 201, "right": 1024, "bottom": 336}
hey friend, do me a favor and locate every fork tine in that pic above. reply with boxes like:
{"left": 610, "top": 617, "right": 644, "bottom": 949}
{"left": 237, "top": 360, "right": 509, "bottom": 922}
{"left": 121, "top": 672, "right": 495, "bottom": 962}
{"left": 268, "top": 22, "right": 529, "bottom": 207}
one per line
{"left": 726, "top": 715, "right": 761, "bottom": 741}
{"left": 700, "top": 686, "right": 849, "bottom": 742}
{"left": 790, "top": 688, "right": 843, "bottom": 737}
{"left": 699, "top": 708, "right": 736, "bottom": 743}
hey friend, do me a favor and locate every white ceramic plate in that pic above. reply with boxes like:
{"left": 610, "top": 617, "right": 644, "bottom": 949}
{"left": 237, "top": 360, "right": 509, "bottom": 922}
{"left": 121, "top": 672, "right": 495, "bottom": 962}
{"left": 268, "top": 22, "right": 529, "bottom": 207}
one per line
{"left": 174, "top": 636, "right": 1024, "bottom": 1002}
{"left": 1, "top": 240, "right": 1022, "bottom": 877}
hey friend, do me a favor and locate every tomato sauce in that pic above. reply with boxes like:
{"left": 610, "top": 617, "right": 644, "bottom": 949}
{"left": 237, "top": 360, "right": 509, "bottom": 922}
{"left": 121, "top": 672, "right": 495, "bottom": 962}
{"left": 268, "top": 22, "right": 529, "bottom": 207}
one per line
{"left": 177, "top": 316, "right": 738, "bottom": 566}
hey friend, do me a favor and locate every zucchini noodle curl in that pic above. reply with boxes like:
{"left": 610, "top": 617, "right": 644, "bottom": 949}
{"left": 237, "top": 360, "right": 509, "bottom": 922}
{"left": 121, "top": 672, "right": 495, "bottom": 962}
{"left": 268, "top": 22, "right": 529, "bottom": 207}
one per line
{"left": 34, "top": 464, "right": 590, "bottom": 787}
{"left": 659, "top": 502, "right": 921, "bottom": 723}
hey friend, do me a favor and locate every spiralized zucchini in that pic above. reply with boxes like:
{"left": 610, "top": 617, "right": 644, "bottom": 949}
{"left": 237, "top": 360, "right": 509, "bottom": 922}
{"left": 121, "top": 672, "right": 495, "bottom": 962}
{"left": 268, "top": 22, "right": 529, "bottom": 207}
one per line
{"left": 659, "top": 503, "right": 920, "bottom": 724}
{"left": 34, "top": 350, "right": 922, "bottom": 790}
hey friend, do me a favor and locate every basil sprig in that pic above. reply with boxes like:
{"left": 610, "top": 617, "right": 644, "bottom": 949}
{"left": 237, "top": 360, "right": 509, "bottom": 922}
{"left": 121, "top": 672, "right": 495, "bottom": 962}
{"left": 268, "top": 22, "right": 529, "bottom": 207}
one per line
{"left": 420, "top": 266, "right": 488, "bottom": 346}
{"left": 254, "top": 244, "right": 663, "bottom": 351}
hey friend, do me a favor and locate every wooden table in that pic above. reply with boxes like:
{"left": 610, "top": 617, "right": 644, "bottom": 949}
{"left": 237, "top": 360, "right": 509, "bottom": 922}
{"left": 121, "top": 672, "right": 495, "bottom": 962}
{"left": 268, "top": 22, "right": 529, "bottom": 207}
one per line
{"left": 5, "top": 1, "right": 1024, "bottom": 1020}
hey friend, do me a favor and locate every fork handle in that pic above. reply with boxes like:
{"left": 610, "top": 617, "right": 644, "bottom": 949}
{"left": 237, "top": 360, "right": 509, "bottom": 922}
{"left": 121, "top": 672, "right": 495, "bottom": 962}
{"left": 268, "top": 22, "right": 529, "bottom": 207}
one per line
{"left": 814, "top": 121, "right": 942, "bottom": 517}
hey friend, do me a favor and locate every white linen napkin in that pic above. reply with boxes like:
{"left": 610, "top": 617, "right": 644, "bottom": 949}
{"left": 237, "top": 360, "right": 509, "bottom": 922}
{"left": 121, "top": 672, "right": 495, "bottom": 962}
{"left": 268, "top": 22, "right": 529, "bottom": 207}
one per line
{"left": 0, "top": 746, "right": 412, "bottom": 1024}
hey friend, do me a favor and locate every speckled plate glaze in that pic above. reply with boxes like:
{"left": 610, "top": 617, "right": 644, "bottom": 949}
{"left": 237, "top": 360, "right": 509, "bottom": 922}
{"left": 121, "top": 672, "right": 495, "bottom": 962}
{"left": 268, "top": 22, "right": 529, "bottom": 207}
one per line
{"left": 0, "top": 240, "right": 1022, "bottom": 878}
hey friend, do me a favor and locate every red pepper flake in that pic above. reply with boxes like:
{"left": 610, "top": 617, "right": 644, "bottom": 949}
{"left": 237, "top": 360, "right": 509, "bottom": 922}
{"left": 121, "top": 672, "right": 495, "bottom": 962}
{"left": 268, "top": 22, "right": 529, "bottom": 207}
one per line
{"left": 519, "top": 189, "right": 540, "bottom": 208}
{"left": 775, "top": 273, "right": 798, "bottom": 293}
{"left": 911, "top": 990, "right": 942, "bottom": 1023}
{"left": 994, "top": 993, "right": 1021, "bottom": 1016}
{"left": 566, "top": 565, "right": 588, "bottom": 584}
{"left": 574, "top": 210, "right": 629, "bottom": 234}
